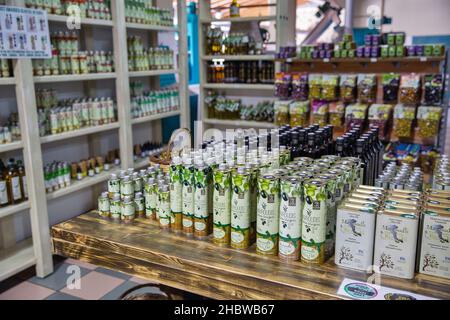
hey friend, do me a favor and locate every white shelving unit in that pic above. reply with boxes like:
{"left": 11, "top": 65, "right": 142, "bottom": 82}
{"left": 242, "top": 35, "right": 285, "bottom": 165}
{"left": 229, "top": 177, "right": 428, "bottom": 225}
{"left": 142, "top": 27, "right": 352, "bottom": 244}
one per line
{"left": 197, "top": 1, "right": 296, "bottom": 144}
{"left": 0, "top": 0, "right": 189, "bottom": 280}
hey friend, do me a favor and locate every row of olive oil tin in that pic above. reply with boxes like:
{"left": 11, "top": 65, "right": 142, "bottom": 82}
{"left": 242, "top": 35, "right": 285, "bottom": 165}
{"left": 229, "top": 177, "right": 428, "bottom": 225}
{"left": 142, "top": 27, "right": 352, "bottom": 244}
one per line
{"left": 335, "top": 187, "right": 450, "bottom": 280}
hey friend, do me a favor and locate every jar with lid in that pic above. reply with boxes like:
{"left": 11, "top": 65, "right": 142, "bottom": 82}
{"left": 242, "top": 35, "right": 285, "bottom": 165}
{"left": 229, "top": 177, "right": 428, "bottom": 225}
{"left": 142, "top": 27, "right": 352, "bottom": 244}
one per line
{"left": 121, "top": 195, "right": 135, "bottom": 222}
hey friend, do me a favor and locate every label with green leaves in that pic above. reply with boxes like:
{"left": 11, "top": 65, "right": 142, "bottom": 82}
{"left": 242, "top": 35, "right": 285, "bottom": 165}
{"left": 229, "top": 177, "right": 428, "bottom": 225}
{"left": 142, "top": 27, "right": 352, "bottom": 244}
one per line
{"left": 158, "top": 191, "right": 170, "bottom": 225}
{"left": 108, "top": 178, "right": 120, "bottom": 194}
{"left": 182, "top": 165, "right": 195, "bottom": 224}
{"left": 110, "top": 200, "right": 121, "bottom": 219}
{"left": 145, "top": 183, "right": 157, "bottom": 217}
{"left": 302, "top": 180, "right": 327, "bottom": 255}
{"left": 194, "top": 167, "right": 209, "bottom": 220}
{"left": 170, "top": 164, "right": 183, "bottom": 215}
{"left": 279, "top": 178, "right": 303, "bottom": 255}
{"left": 213, "top": 169, "right": 231, "bottom": 236}
{"left": 231, "top": 170, "right": 251, "bottom": 235}
{"left": 257, "top": 175, "right": 280, "bottom": 252}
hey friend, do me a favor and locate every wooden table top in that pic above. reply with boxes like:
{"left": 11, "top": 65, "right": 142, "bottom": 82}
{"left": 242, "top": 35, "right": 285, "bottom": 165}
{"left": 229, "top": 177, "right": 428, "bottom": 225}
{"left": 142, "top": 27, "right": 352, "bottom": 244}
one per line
{"left": 51, "top": 211, "right": 450, "bottom": 300}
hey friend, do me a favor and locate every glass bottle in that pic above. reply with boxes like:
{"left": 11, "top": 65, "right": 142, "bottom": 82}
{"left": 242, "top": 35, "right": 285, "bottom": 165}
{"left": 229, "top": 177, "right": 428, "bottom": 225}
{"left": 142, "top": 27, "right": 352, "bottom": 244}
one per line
{"left": 355, "top": 139, "right": 369, "bottom": 185}
{"left": 6, "top": 158, "right": 23, "bottom": 204}
{"left": 304, "top": 133, "right": 319, "bottom": 159}
{"left": 16, "top": 160, "right": 27, "bottom": 200}
{"left": 230, "top": 0, "right": 240, "bottom": 18}
{"left": 0, "top": 160, "right": 9, "bottom": 207}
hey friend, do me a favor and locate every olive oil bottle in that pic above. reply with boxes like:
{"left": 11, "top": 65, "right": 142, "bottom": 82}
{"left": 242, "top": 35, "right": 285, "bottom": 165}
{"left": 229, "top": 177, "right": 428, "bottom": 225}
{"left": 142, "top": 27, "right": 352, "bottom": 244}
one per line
{"left": 16, "top": 160, "right": 27, "bottom": 200}
{"left": 6, "top": 158, "right": 23, "bottom": 204}
{"left": 0, "top": 160, "right": 9, "bottom": 207}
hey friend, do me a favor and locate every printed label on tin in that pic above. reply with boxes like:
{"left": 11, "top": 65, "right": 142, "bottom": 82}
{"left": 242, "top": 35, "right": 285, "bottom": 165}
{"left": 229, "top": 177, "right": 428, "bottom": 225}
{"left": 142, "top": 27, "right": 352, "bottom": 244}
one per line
{"left": 231, "top": 172, "right": 251, "bottom": 230}
{"left": 194, "top": 187, "right": 208, "bottom": 218}
{"left": 280, "top": 181, "right": 302, "bottom": 239}
{"left": 194, "top": 221, "right": 206, "bottom": 231}
{"left": 182, "top": 185, "right": 194, "bottom": 215}
{"left": 301, "top": 244, "right": 319, "bottom": 260}
{"left": 257, "top": 176, "right": 280, "bottom": 237}
{"left": 108, "top": 179, "right": 120, "bottom": 194}
{"left": 170, "top": 181, "right": 182, "bottom": 213}
{"left": 182, "top": 217, "right": 193, "bottom": 228}
{"left": 121, "top": 204, "right": 135, "bottom": 217}
{"left": 214, "top": 227, "right": 226, "bottom": 240}
{"left": 257, "top": 237, "right": 275, "bottom": 252}
{"left": 214, "top": 170, "right": 231, "bottom": 226}
{"left": 279, "top": 240, "right": 296, "bottom": 255}
{"left": 231, "top": 231, "right": 245, "bottom": 244}
{"left": 302, "top": 182, "right": 327, "bottom": 244}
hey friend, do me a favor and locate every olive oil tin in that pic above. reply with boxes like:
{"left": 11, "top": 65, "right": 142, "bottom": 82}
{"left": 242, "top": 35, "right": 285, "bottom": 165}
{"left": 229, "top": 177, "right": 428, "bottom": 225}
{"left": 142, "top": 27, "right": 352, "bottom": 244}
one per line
{"left": 134, "top": 192, "right": 145, "bottom": 217}
{"left": 419, "top": 209, "right": 450, "bottom": 279}
{"left": 169, "top": 158, "right": 183, "bottom": 233}
{"left": 121, "top": 195, "right": 135, "bottom": 223}
{"left": 301, "top": 179, "right": 327, "bottom": 264}
{"left": 332, "top": 164, "right": 353, "bottom": 195}
{"left": 98, "top": 192, "right": 110, "bottom": 218}
{"left": 317, "top": 173, "right": 338, "bottom": 259}
{"left": 256, "top": 174, "right": 280, "bottom": 256}
{"left": 194, "top": 164, "right": 210, "bottom": 239}
{"left": 181, "top": 159, "right": 195, "bottom": 236}
{"left": 144, "top": 177, "right": 157, "bottom": 220}
{"left": 109, "top": 193, "right": 121, "bottom": 220}
{"left": 279, "top": 176, "right": 303, "bottom": 261}
{"left": 247, "top": 163, "right": 258, "bottom": 244}
{"left": 335, "top": 204, "right": 377, "bottom": 272}
{"left": 212, "top": 164, "right": 231, "bottom": 246}
{"left": 231, "top": 166, "right": 251, "bottom": 249}
{"left": 158, "top": 185, "right": 171, "bottom": 230}
{"left": 373, "top": 210, "right": 419, "bottom": 279}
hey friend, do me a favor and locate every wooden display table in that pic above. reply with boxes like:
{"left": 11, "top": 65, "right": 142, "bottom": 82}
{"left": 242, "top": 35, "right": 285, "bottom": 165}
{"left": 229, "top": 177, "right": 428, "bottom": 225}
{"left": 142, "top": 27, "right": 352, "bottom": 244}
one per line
{"left": 51, "top": 211, "right": 450, "bottom": 300}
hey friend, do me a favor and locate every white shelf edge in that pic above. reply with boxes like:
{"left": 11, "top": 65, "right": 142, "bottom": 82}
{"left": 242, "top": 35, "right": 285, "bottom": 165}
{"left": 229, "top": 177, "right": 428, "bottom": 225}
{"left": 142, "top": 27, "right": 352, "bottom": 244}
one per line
{"left": 0, "top": 201, "right": 31, "bottom": 220}
{"left": 0, "top": 239, "right": 36, "bottom": 282}
{"left": 0, "top": 141, "right": 23, "bottom": 153}
{"left": 202, "top": 83, "right": 275, "bottom": 90}
{"left": 126, "top": 22, "right": 177, "bottom": 32}
{"left": 131, "top": 110, "right": 181, "bottom": 125}
{"left": 0, "top": 77, "right": 15, "bottom": 85}
{"left": 201, "top": 15, "right": 277, "bottom": 23}
{"left": 33, "top": 73, "right": 117, "bottom": 83}
{"left": 203, "top": 118, "right": 276, "bottom": 129}
{"left": 129, "top": 69, "right": 178, "bottom": 78}
{"left": 46, "top": 167, "right": 121, "bottom": 201}
{"left": 201, "top": 55, "right": 274, "bottom": 61}
{"left": 47, "top": 14, "right": 113, "bottom": 27}
{"left": 40, "top": 122, "right": 120, "bottom": 144}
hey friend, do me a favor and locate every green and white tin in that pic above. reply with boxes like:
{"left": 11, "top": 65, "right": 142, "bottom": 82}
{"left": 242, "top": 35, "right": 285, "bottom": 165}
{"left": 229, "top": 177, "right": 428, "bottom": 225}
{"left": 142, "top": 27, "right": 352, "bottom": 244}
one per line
{"left": 181, "top": 157, "right": 195, "bottom": 236}
{"left": 169, "top": 157, "right": 183, "bottom": 232}
{"left": 110, "top": 193, "right": 121, "bottom": 220}
{"left": 158, "top": 184, "right": 171, "bottom": 229}
{"left": 256, "top": 174, "right": 280, "bottom": 256}
{"left": 194, "top": 163, "right": 210, "bottom": 238}
{"left": 212, "top": 163, "right": 231, "bottom": 246}
{"left": 317, "top": 173, "right": 338, "bottom": 259}
{"left": 98, "top": 192, "right": 110, "bottom": 218}
{"left": 121, "top": 195, "right": 135, "bottom": 222}
{"left": 144, "top": 177, "right": 157, "bottom": 219}
{"left": 230, "top": 166, "right": 251, "bottom": 249}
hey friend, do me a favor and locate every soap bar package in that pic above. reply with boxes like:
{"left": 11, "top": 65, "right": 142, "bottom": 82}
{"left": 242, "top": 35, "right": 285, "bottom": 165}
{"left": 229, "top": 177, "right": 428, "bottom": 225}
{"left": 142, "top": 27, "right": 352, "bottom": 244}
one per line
{"left": 373, "top": 210, "right": 419, "bottom": 279}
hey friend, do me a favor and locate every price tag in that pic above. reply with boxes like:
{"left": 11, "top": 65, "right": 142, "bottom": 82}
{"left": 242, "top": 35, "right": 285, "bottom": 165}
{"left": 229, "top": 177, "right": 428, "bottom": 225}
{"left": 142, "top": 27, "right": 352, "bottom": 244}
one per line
{"left": 420, "top": 57, "right": 427, "bottom": 62}
{"left": 370, "top": 58, "right": 377, "bottom": 63}
{"left": 286, "top": 58, "right": 292, "bottom": 63}
{"left": 323, "top": 58, "right": 330, "bottom": 62}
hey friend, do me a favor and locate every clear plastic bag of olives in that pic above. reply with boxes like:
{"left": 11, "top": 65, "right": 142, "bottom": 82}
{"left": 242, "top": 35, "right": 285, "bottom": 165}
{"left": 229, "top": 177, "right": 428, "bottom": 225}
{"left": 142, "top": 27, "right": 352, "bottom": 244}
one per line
{"left": 289, "top": 100, "right": 309, "bottom": 127}
{"left": 345, "top": 103, "right": 368, "bottom": 132}
{"left": 274, "top": 72, "right": 291, "bottom": 99}
{"left": 311, "top": 100, "right": 328, "bottom": 127}
{"left": 328, "top": 101, "right": 345, "bottom": 128}
{"left": 321, "top": 74, "right": 339, "bottom": 101}
{"left": 423, "top": 74, "right": 443, "bottom": 106}
{"left": 393, "top": 104, "right": 416, "bottom": 138}
{"left": 368, "top": 104, "right": 393, "bottom": 140}
{"left": 340, "top": 74, "right": 357, "bottom": 103}
{"left": 274, "top": 100, "right": 291, "bottom": 126}
{"left": 382, "top": 73, "right": 400, "bottom": 103}
{"left": 417, "top": 106, "right": 442, "bottom": 138}
{"left": 399, "top": 74, "right": 421, "bottom": 105}
{"left": 357, "top": 74, "right": 377, "bottom": 103}
{"left": 308, "top": 74, "right": 322, "bottom": 100}
{"left": 291, "top": 73, "right": 309, "bottom": 101}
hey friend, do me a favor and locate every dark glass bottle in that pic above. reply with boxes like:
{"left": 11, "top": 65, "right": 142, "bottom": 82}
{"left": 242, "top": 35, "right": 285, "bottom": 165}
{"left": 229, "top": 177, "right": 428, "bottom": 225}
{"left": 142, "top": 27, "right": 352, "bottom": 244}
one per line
{"left": 6, "top": 158, "right": 23, "bottom": 204}
{"left": 305, "top": 133, "right": 319, "bottom": 159}
{"left": 315, "top": 130, "right": 326, "bottom": 157}
{"left": 290, "top": 131, "right": 301, "bottom": 160}
{"left": 0, "top": 160, "right": 8, "bottom": 207}
{"left": 335, "top": 137, "right": 346, "bottom": 157}
{"left": 356, "top": 139, "right": 369, "bottom": 185}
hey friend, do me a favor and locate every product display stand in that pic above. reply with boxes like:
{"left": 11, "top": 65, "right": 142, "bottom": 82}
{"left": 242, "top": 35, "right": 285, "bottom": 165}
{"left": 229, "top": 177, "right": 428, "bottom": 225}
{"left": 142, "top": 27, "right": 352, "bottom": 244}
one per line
{"left": 197, "top": 0, "right": 296, "bottom": 145}
{"left": 51, "top": 211, "right": 450, "bottom": 300}
{"left": 0, "top": 0, "right": 189, "bottom": 281}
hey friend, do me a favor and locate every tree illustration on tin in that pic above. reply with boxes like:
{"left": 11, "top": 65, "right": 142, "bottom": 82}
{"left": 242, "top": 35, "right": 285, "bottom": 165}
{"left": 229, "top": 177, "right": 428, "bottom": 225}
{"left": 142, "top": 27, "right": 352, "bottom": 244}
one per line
{"left": 379, "top": 253, "right": 394, "bottom": 271}
{"left": 422, "top": 254, "right": 439, "bottom": 271}
{"left": 338, "top": 246, "right": 353, "bottom": 264}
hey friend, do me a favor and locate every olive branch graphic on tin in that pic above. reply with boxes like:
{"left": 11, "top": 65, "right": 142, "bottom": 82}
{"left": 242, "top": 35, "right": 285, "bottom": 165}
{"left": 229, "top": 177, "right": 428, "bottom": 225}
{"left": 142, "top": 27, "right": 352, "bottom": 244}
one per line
{"left": 338, "top": 246, "right": 353, "bottom": 264}
{"left": 379, "top": 253, "right": 394, "bottom": 271}
{"left": 422, "top": 254, "right": 439, "bottom": 271}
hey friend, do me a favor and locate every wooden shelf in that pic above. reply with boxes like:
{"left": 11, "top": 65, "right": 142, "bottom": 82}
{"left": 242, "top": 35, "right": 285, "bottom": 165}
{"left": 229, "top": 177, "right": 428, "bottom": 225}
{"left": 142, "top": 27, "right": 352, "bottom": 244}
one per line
{"left": 134, "top": 158, "right": 149, "bottom": 170}
{"left": 131, "top": 110, "right": 181, "bottom": 125}
{"left": 203, "top": 83, "right": 274, "bottom": 90}
{"left": 126, "top": 22, "right": 177, "bottom": 32}
{"left": 47, "top": 14, "right": 114, "bottom": 27}
{"left": 281, "top": 56, "right": 446, "bottom": 64}
{"left": 51, "top": 211, "right": 450, "bottom": 300}
{"left": 204, "top": 118, "right": 276, "bottom": 129}
{"left": 46, "top": 167, "right": 120, "bottom": 201}
{"left": 201, "top": 15, "right": 277, "bottom": 23}
{"left": 34, "top": 73, "right": 117, "bottom": 83}
{"left": 40, "top": 122, "right": 120, "bottom": 144}
{"left": 202, "top": 55, "right": 274, "bottom": 61}
{"left": 0, "top": 238, "right": 36, "bottom": 282}
{"left": 129, "top": 69, "right": 178, "bottom": 78}
{"left": 0, "top": 78, "right": 15, "bottom": 85}
{"left": 0, "top": 201, "right": 30, "bottom": 220}
{"left": 0, "top": 141, "right": 23, "bottom": 153}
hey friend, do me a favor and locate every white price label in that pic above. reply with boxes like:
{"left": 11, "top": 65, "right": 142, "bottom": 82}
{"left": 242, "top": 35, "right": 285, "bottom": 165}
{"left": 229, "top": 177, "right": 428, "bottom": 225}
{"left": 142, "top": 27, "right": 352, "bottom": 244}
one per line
{"left": 323, "top": 58, "right": 330, "bottom": 62}
{"left": 370, "top": 58, "right": 377, "bottom": 63}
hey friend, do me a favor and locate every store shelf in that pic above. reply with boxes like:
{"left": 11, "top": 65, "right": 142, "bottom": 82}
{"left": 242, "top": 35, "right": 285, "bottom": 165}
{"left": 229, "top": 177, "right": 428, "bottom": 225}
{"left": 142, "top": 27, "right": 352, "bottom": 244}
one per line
{"left": 46, "top": 167, "right": 120, "bottom": 201}
{"left": 0, "top": 238, "right": 36, "bottom": 282}
{"left": 33, "top": 73, "right": 117, "bottom": 84}
{"left": 203, "top": 118, "right": 276, "bottom": 129}
{"left": 134, "top": 158, "right": 150, "bottom": 170}
{"left": 0, "top": 201, "right": 30, "bottom": 220}
{"left": 0, "top": 78, "right": 15, "bottom": 85}
{"left": 129, "top": 69, "right": 178, "bottom": 78}
{"left": 40, "top": 122, "right": 120, "bottom": 144}
{"left": 0, "top": 141, "right": 23, "bottom": 153}
{"left": 280, "top": 56, "right": 446, "bottom": 64}
{"left": 47, "top": 14, "right": 114, "bottom": 27}
{"left": 202, "top": 55, "right": 274, "bottom": 61}
{"left": 132, "top": 110, "right": 181, "bottom": 125}
{"left": 201, "top": 15, "right": 277, "bottom": 23}
{"left": 203, "top": 83, "right": 274, "bottom": 90}
{"left": 126, "top": 22, "right": 177, "bottom": 32}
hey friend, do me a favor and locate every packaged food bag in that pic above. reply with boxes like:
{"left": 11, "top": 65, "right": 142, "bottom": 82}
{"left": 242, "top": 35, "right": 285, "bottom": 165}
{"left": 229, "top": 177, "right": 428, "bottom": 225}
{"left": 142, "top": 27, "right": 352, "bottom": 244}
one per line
{"left": 368, "top": 104, "right": 393, "bottom": 140}
{"left": 345, "top": 103, "right": 368, "bottom": 132}
{"left": 340, "top": 74, "right": 357, "bottom": 103}
{"left": 382, "top": 73, "right": 400, "bottom": 103}
{"left": 289, "top": 100, "right": 309, "bottom": 127}
{"left": 274, "top": 100, "right": 292, "bottom": 126}
{"left": 393, "top": 104, "right": 416, "bottom": 138}
{"left": 321, "top": 74, "right": 339, "bottom": 101}
{"left": 311, "top": 100, "right": 328, "bottom": 127}
{"left": 423, "top": 74, "right": 443, "bottom": 106}
{"left": 399, "top": 73, "right": 421, "bottom": 105}
{"left": 292, "top": 73, "right": 309, "bottom": 101}
{"left": 308, "top": 74, "right": 322, "bottom": 100}
{"left": 328, "top": 101, "right": 345, "bottom": 128}
{"left": 417, "top": 106, "right": 442, "bottom": 138}
{"left": 357, "top": 74, "right": 377, "bottom": 103}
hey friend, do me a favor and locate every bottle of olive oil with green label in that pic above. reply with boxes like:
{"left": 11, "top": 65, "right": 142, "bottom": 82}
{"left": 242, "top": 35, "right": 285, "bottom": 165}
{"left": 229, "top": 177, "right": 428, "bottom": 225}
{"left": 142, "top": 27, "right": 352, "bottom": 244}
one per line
{"left": 6, "top": 159, "right": 23, "bottom": 204}
{"left": 0, "top": 160, "right": 9, "bottom": 207}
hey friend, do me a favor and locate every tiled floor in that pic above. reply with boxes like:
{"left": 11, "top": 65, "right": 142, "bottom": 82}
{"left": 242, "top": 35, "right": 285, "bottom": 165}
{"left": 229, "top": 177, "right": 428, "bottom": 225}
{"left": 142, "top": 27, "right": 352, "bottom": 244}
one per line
{"left": 0, "top": 256, "right": 166, "bottom": 300}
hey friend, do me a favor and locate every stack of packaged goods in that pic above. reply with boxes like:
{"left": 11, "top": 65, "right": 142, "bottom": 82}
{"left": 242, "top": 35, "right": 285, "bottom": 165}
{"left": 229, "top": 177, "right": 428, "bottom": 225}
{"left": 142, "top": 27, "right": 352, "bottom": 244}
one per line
{"left": 375, "top": 162, "right": 424, "bottom": 191}
{"left": 0, "top": 158, "right": 28, "bottom": 207}
{"left": 336, "top": 187, "right": 450, "bottom": 280}
{"left": 36, "top": 89, "right": 116, "bottom": 137}
{"left": 26, "top": 0, "right": 112, "bottom": 20}
{"left": 45, "top": 150, "right": 120, "bottom": 194}
{"left": 205, "top": 26, "right": 267, "bottom": 56}
{"left": 0, "top": 113, "right": 21, "bottom": 145}
{"left": 125, "top": 0, "right": 174, "bottom": 26}
{"left": 33, "top": 31, "right": 114, "bottom": 76}
{"left": 128, "top": 36, "right": 174, "bottom": 71}
{"left": 432, "top": 155, "right": 450, "bottom": 191}
{"left": 96, "top": 126, "right": 387, "bottom": 266}
{"left": 208, "top": 60, "right": 274, "bottom": 84}
{"left": 130, "top": 88, "right": 179, "bottom": 119}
